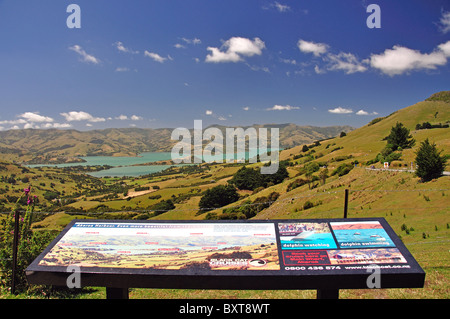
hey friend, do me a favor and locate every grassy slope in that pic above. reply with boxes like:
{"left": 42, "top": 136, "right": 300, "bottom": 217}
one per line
{"left": 281, "top": 99, "right": 450, "bottom": 169}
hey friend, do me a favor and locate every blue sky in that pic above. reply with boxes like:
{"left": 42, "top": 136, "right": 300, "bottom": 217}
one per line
{"left": 0, "top": 0, "right": 449, "bottom": 131}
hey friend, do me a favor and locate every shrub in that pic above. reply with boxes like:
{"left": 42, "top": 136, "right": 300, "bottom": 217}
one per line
{"left": 415, "top": 138, "right": 447, "bottom": 182}
{"left": 303, "top": 200, "right": 314, "bottom": 210}
{"left": 150, "top": 199, "right": 175, "bottom": 215}
{"left": 0, "top": 187, "right": 56, "bottom": 293}
{"left": 331, "top": 163, "right": 353, "bottom": 177}
{"left": 286, "top": 178, "right": 309, "bottom": 192}
{"left": 229, "top": 163, "right": 288, "bottom": 191}
{"left": 216, "top": 192, "right": 279, "bottom": 220}
{"left": 198, "top": 184, "right": 239, "bottom": 213}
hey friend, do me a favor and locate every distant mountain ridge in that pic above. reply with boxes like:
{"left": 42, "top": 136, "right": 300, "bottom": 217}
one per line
{"left": 0, "top": 124, "right": 353, "bottom": 163}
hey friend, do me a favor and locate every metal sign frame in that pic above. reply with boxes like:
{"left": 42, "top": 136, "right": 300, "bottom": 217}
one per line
{"left": 26, "top": 218, "right": 425, "bottom": 299}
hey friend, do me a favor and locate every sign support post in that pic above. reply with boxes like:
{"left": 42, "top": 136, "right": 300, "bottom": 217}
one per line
{"left": 11, "top": 210, "right": 20, "bottom": 295}
{"left": 106, "top": 287, "right": 129, "bottom": 299}
{"left": 317, "top": 289, "right": 339, "bottom": 299}
{"left": 343, "top": 189, "right": 349, "bottom": 218}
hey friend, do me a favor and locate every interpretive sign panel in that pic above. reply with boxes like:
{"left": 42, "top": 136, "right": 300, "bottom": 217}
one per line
{"left": 26, "top": 218, "right": 425, "bottom": 295}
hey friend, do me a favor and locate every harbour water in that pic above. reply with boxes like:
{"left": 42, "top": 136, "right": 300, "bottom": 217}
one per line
{"left": 332, "top": 228, "right": 395, "bottom": 248}
{"left": 28, "top": 149, "right": 279, "bottom": 178}
{"left": 27, "top": 152, "right": 174, "bottom": 178}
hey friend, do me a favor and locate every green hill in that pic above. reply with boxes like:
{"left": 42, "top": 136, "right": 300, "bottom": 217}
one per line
{"left": 280, "top": 93, "right": 450, "bottom": 170}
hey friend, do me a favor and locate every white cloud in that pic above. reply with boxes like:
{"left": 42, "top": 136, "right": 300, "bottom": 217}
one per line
{"left": 115, "top": 67, "right": 130, "bottom": 72}
{"left": 19, "top": 112, "right": 54, "bottom": 123}
{"left": 281, "top": 58, "right": 297, "bottom": 65}
{"left": 114, "top": 41, "right": 139, "bottom": 54}
{"left": 297, "top": 38, "right": 450, "bottom": 76}
{"left": 0, "top": 112, "right": 74, "bottom": 130}
{"left": 356, "top": 109, "right": 378, "bottom": 116}
{"left": 266, "top": 105, "right": 300, "bottom": 111}
{"left": 182, "top": 37, "right": 201, "bottom": 45}
{"left": 205, "top": 37, "right": 265, "bottom": 63}
{"left": 205, "top": 110, "right": 213, "bottom": 115}
{"left": 60, "top": 111, "right": 105, "bottom": 122}
{"left": 69, "top": 45, "right": 100, "bottom": 64}
{"left": 41, "top": 123, "right": 72, "bottom": 129}
{"left": 243, "top": 106, "right": 250, "bottom": 111}
{"left": 0, "top": 119, "right": 27, "bottom": 125}
{"left": 328, "top": 107, "right": 353, "bottom": 114}
{"left": 263, "top": 2, "right": 291, "bottom": 12}
{"left": 144, "top": 51, "right": 171, "bottom": 63}
{"left": 370, "top": 44, "right": 448, "bottom": 76}
{"left": 274, "top": 2, "right": 290, "bottom": 12}
{"left": 297, "top": 40, "right": 328, "bottom": 57}
{"left": 115, "top": 115, "right": 128, "bottom": 120}
{"left": 325, "top": 52, "right": 368, "bottom": 74}
{"left": 314, "top": 65, "right": 326, "bottom": 74}
{"left": 175, "top": 38, "right": 201, "bottom": 49}
{"left": 438, "top": 41, "right": 450, "bottom": 57}
{"left": 131, "top": 115, "right": 143, "bottom": 121}
{"left": 297, "top": 40, "right": 367, "bottom": 74}
{"left": 438, "top": 11, "right": 450, "bottom": 34}
{"left": 246, "top": 63, "right": 270, "bottom": 73}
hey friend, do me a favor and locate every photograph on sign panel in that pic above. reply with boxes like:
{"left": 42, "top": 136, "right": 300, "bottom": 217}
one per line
{"left": 330, "top": 221, "right": 395, "bottom": 248}
{"left": 278, "top": 222, "right": 337, "bottom": 250}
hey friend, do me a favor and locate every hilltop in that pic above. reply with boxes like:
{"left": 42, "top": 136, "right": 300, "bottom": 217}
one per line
{"left": 280, "top": 91, "right": 450, "bottom": 168}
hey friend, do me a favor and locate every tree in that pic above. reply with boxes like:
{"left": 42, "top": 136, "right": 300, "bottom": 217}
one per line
{"left": 198, "top": 184, "right": 239, "bottom": 212}
{"left": 229, "top": 166, "right": 264, "bottom": 191}
{"left": 319, "top": 167, "right": 328, "bottom": 185}
{"left": 229, "top": 163, "right": 289, "bottom": 191}
{"left": 263, "top": 161, "right": 289, "bottom": 186}
{"left": 386, "top": 122, "right": 415, "bottom": 150}
{"left": 151, "top": 199, "right": 175, "bottom": 213}
{"left": 415, "top": 139, "right": 447, "bottom": 182}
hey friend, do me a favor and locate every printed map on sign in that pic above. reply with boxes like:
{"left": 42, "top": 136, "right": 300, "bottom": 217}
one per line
{"left": 38, "top": 222, "right": 280, "bottom": 271}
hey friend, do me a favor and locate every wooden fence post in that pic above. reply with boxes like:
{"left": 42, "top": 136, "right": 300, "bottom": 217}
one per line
{"left": 343, "top": 189, "right": 349, "bottom": 219}
{"left": 11, "top": 210, "right": 20, "bottom": 294}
